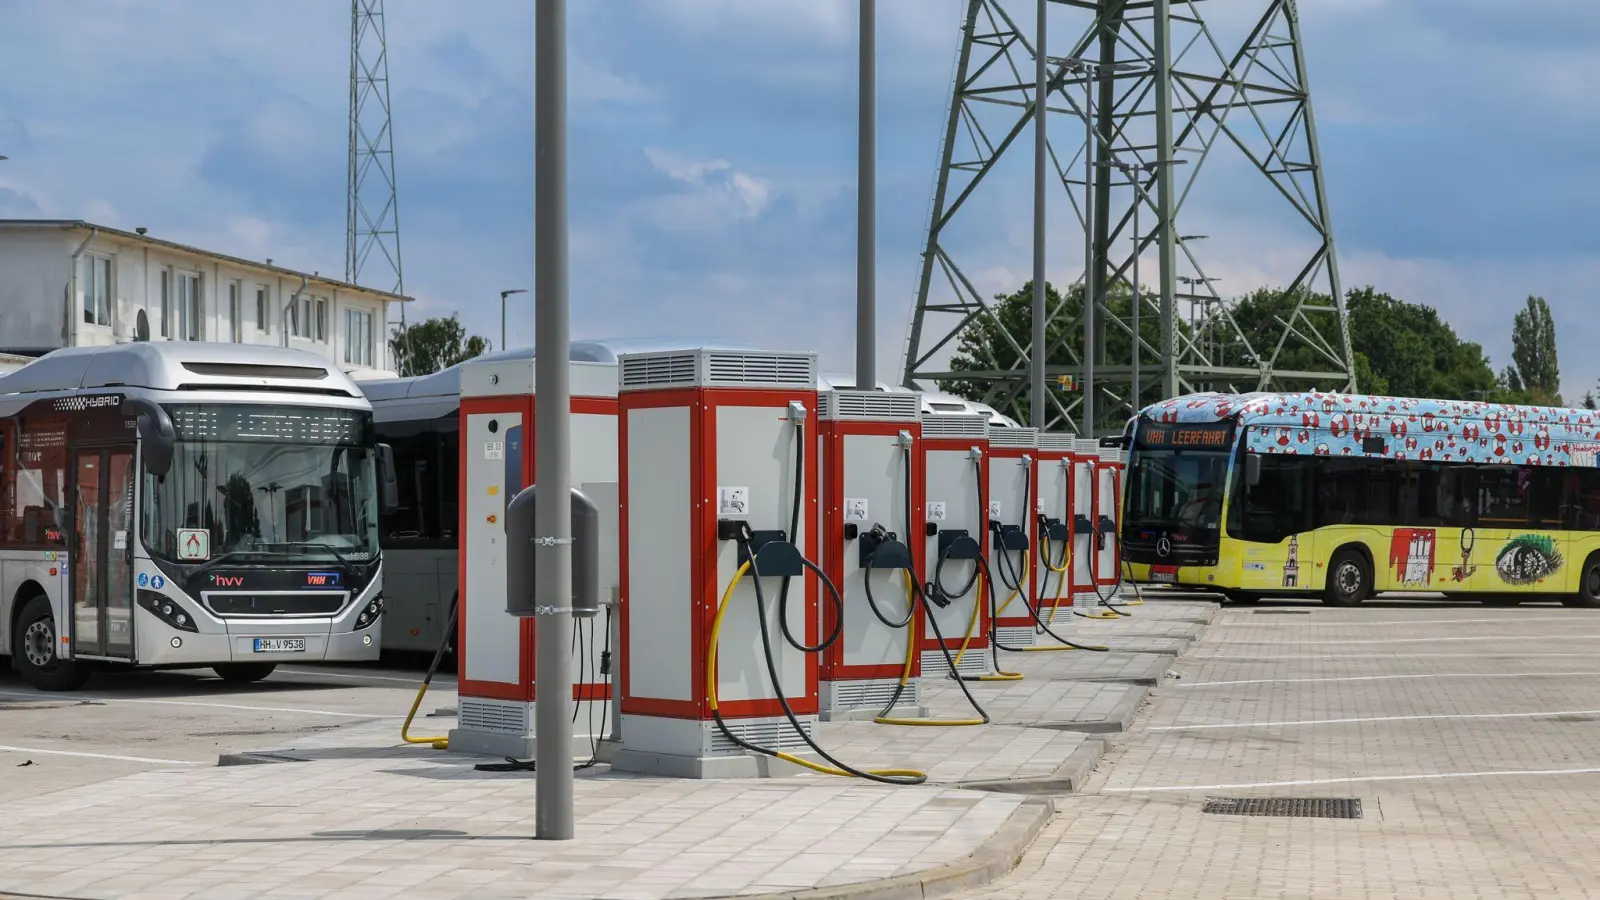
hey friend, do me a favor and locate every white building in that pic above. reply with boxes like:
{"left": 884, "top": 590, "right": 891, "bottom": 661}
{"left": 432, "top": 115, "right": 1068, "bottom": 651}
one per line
{"left": 0, "top": 219, "right": 409, "bottom": 376}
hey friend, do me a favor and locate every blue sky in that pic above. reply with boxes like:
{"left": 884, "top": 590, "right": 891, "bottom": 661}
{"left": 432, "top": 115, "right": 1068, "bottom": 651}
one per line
{"left": 1, "top": 0, "right": 1597, "bottom": 396}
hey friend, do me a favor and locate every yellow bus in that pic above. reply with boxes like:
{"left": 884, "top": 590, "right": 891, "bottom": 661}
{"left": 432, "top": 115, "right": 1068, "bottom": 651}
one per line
{"left": 1120, "top": 391, "right": 1600, "bottom": 607}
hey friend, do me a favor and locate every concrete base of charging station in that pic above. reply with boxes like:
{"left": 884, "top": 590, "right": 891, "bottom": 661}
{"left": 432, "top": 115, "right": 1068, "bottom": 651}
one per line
{"left": 445, "top": 727, "right": 602, "bottom": 761}
{"left": 609, "top": 748, "right": 821, "bottom": 780}
{"left": 818, "top": 703, "right": 930, "bottom": 722}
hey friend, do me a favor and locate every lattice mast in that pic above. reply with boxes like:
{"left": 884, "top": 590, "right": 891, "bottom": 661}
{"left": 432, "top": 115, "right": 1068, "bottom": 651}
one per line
{"left": 902, "top": 0, "right": 1355, "bottom": 435}
{"left": 347, "top": 0, "right": 408, "bottom": 364}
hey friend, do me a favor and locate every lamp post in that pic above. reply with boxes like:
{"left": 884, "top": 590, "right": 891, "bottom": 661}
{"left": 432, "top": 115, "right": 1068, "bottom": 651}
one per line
{"left": 500, "top": 288, "right": 528, "bottom": 351}
{"left": 1054, "top": 57, "right": 1138, "bottom": 436}
{"left": 1097, "top": 156, "right": 1186, "bottom": 410}
{"left": 1179, "top": 275, "right": 1221, "bottom": 377}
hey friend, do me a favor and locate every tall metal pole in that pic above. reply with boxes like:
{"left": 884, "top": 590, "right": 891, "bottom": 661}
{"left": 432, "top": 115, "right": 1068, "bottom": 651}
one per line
{"left": 856, "top": 0, "right": 876, "bottom": 391}
{"left": 1081, "top": 71, "right": 1095, "bottom": 437}
{"left": 1131, "top": 188, "right": 1140, "bottom": 409}
{"left": 1153, "top": 0, "right": 1179, "bottom": 399}
{"left": 1030, "top": 0, "right": 1046, "bottom": 429}
{"left": 534, "top": 0, "right": 575, "bottom": 842}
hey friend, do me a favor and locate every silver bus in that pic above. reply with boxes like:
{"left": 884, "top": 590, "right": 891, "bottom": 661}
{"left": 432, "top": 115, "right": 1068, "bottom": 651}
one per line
{"left": 0, "top": 342, "right": 398, "bottom": 690}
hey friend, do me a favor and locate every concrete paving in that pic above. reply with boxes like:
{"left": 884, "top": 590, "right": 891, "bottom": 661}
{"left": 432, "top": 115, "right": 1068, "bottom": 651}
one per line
{"left": 0, "top": 601, "right": 1209, "bottom": 900}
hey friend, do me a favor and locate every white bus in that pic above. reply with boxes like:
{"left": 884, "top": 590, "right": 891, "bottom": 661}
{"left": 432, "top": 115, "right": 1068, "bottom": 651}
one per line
{"left": 0, "top": 342, "right": 398, "bottom": 690}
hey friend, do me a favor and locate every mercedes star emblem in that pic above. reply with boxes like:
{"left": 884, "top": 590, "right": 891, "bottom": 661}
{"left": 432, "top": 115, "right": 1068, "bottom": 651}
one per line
{"left": 1156, "top": 537, "right": 1171, "bottom": 558}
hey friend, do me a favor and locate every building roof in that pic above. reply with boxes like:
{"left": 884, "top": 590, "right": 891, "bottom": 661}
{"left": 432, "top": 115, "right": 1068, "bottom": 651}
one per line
{"left": 0, "top": 219, "right": 411, "bottom": 303}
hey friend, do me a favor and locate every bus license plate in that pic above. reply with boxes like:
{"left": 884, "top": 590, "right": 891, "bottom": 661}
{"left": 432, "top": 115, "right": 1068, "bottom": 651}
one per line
{"left": 1151, "top": 568, "right": 1178, "bottom": 584}
{"left": 253, "top": 638, "right": 306, "bottom": 653}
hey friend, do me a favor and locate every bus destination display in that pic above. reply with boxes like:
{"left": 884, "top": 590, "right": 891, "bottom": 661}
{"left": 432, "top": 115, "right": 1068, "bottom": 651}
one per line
{"left": 1135, "top": 421, "right": 1235, "bottom": 451}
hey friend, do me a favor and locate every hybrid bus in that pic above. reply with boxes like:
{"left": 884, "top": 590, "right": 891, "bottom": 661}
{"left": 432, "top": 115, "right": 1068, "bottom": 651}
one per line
{"left": 0, "top": 342, "right": 399, "bottom": 690}
{"left": 1121, "top": 391, "right": 1600, "bottom": 608}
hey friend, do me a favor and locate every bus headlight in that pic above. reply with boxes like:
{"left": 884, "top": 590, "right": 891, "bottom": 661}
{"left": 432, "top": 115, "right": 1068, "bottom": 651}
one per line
{"left": 355, "top": 595, "right": 384, "bottom": 630}
{"left": 138, "top": 590, "right": 199, "bottom": 633}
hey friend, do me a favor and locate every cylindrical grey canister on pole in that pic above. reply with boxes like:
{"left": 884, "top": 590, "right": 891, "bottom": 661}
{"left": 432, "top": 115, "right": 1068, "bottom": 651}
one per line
{"left": 506, "top": 486, "right": 601, "bottom": 620}
{"left": 533, "top": 0, "right": 575, "bottom": 842}
{"left": 856, "top": 0, "right": 876, "bottom": 391}
{"left": 1030, "top": 0, "right": 1047, "bottom": 429}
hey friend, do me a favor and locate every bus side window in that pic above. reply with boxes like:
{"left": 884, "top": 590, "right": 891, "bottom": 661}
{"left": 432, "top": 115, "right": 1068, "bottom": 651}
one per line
{"left": 1529, "top": 469, "right": 1563, "bottom": 529}
{"left": 1566, "top": 467, "right": 1600, "bottom": 531}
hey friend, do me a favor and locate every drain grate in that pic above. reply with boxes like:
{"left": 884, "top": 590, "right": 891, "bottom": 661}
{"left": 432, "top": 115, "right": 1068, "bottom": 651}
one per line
{"left": 1202, "top": 796, "right": 1362, "bottom": 819}
{"left": 1252, "top": 609, "right": 1311, "bottom": 615}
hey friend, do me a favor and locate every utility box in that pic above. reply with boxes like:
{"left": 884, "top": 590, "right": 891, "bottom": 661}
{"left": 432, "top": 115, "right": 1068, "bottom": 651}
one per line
{"left": 1031, "top": 433, "right": 1077, "bottom": 631}
{"left": 1093, "top": 438, "right": 1127, "bottom": 602}
{"left": 612, "top": 348, "right": 821, "bottom": 779}
{"left": 987, "top": 428, "right": 1038, "bottom": 648}
{"left": 817, "top": 388, "right": 925, "bottom": 721}
{"left": 1070, "top": 438, "right": 1100, "bottom": 614}
{"left": 919, "top": 413, "right": 991, "bottom": 678}
{"left": 450, "top": 355, "right": 620, "bottom": 759}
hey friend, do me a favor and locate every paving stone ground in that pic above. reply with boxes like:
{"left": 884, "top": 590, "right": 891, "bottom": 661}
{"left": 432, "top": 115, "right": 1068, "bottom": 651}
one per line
{"left": 0, "top": 603, "right": 1207, "bottom": 900}
{"left": 953, "top": 598, "right": 1600, "bottom": 900}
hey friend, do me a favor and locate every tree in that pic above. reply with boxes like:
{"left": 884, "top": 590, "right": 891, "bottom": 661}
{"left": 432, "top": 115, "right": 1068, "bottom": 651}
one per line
{"left": 1509, "top": 295, "right": 1561, "bottom": 405}
{"left": 1583, "top": 390, "right": 1598, "bottom": 411}
{"left": 390, "top": 314, "right": 491, "bottom": 377}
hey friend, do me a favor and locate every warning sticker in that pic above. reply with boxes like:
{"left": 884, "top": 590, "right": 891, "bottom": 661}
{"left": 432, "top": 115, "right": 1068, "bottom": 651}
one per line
{"left": 845, "top": 498, "right": 869, "bottom": 520}
{"left": 719, "top": 486, "right": 750, "bottom": 516}
{"left": 988, "top": 501, "right": 1002, "bottom": 519}
{"left": 927, "top": 502, "right": 947, "bottom": 521}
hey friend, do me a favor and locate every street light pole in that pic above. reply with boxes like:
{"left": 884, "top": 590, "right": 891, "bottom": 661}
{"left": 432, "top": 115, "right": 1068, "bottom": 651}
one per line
{"left": 856, "top": 0, "right": 876, "bottom": 391}
{"left": 1099, "top": 156, "right": 1186, "bottom": 411}
{"left": 1030, "top": 0, "right": 1047, "bottom": 429}
{"left": 500, "top": 288, "right": 528, "bottom": 351}
{"left": 533, "top": 0, "right": 575, "bottom": 842}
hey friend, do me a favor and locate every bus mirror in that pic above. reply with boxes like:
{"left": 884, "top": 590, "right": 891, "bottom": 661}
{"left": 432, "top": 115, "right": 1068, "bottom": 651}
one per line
{"left": 121, "top": 398, "right": 175, "bottom": 478}
{"left": 376, "top": 443, "right": 400, "bottom": 515}
{"left": 1245, "top": 453, "right": 1262, "bottom": 487}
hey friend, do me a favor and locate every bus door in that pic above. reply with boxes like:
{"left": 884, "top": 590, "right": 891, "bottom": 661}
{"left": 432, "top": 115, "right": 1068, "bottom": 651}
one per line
{"left": 70, "top": 445, "right": 137, "bottom": 660}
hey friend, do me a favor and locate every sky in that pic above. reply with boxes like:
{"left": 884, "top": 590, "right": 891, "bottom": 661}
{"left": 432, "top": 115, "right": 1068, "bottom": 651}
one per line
{"left": 1, "top": 0, "right": 1597, "bottom": 397}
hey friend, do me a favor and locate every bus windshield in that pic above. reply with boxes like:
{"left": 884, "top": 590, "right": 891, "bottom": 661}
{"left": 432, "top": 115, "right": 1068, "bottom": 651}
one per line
{"left": 1124, "top": 419, "right": 1236, "bottom": 533}
{"left": 141, "top": 404, "right": 379, "bottom": 565}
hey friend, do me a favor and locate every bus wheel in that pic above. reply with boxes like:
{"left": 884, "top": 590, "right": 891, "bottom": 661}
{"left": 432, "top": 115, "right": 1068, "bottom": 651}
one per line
{"left": 1323, "top": 551, "right": 1370, "bottom": 607}
{"left": 213, "top": 663, "right": 277, "bottom": 683}
{"left": 11, "top": 596, "right": 92, "bottom": 691}
{"left": 1563, "top": 555, "right": 1600, "bottom": 608}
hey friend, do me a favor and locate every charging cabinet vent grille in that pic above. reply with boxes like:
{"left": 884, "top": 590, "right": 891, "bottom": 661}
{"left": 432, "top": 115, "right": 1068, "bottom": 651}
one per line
{"left": 921, "top": 413, "right": 988, "bottom": 439}
{"left": 1074, "top": 438, "right": 1101, "bottom": 455}
{"left": 1038, "top": 433, "right": 1077, "bottom": 452}
{"left": 989, "top": 428, "right": 1039, "bottom": 449}
{"left": 823, "top": 390, "right": 921, "bottom": 422}
{"left": 921, "top": 649, "right": 991, "bottom": 679}
{"left": 705, "top": 352, "right": 816, "bottom": 388}
{"left": 459, "top": 698, "right": 529, "bottom": 735}
{"left": 996, "top": 626, "right": 1037, "bottom": 647}
{"left": 619, "top": 353, "right": 697, "bottom": 388}
{"left": 830, "top": 679, "right": 915, "bottom": 710}
{"left": 708, "top": 718, "right": 814, "bottom": 755}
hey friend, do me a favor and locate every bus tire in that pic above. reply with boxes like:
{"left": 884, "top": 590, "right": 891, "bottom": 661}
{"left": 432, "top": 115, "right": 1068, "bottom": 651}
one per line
{"left": 1563, "top": 554, "right": 1600, "bottom": 608}
{"left": 213, "top": 663, "right": 277, "bottom": 683}
{"left": 1323, "top": 550, "right": 1371, "bottom": 607}
{"left": 11, "top": 595, "right": 92, "bottom": 691}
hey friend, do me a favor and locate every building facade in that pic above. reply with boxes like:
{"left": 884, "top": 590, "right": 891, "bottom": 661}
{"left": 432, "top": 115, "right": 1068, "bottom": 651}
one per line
{"left": 0, "top": 219, "right": 408, "bottom": 376}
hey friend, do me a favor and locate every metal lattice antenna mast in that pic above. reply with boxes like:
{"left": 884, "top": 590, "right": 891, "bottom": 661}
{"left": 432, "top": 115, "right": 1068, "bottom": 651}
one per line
{"left": 902, "top": 0, "right": 1355, "bottom": 436}
{"left": 347, "top": 0, "right": 408, "bottom": 367}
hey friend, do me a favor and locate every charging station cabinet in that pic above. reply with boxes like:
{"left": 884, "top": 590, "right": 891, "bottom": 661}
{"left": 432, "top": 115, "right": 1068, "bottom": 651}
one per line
{"left": 1093, "top": 439, "right": 1126, "bottom": 602}
{"left": 450, "top": 354, "right": 620, "bottom": 759}
{"left": 987, "top": 428, "right": 1038, "bottom": 648}
{"left": 918, "top": 413, "right": 991, "bottom": 679}
{"left": 817, "top": 389, "right": 926, "bottom": 721}
{"left": 1031, "top": 433, "right": 1076, "bottom": 631}
{"left": 1070, "top": 438, "right": 1100, "bottom": 614}
{"left": 612, "top": 348, "right": 821, "bottom": 779}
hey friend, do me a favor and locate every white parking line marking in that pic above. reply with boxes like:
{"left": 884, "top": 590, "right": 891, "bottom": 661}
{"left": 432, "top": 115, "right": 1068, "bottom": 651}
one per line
{"left": 1149, "top": 708, "right": 1600, "bottom": 731}
{"left": 0, "top": 689, "right": 400, "bottom": 719}
{"left": 0, "top": 744, "right": 200, "bottom": 766}
{"left": 1224, "top": 617, "right": 1581, "bottom": 628}
{"left": 1181, "top": 672, "right": 1600, "bottom": 688}
{"left": 277, "top": 668, "right": 455, "bottom": 686}
{"left": 1104, "top": 767, "right": 1600, "bottom": 793}
{"left": 1214, "top": 634, "right": 1600, "bottom": 645}
{"left": 1199, "top": 652, "right": 1600, "bottom": 660}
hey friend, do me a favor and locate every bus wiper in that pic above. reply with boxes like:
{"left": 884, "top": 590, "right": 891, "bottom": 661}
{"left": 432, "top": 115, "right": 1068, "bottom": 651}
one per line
{"left": 187, "top": 548, "right": 276, "bottom": 580}
{"left": 296, "top": 542, "right": 360, "bottom": 582}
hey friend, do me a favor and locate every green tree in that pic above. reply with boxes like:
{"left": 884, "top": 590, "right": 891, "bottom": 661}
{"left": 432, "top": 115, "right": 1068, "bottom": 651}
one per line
{"left": 1508, "top": 295, "right": 1561, "bottom": 405}
{"left": 390, "top": 314, "right": 491, "bottom": 377}
{"left": 1582, "top": 390, "right": 1597, "bottom": 411}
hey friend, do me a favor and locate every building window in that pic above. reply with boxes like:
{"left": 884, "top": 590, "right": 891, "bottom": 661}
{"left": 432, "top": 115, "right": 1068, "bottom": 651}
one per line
{"left": 177, "top": 272, "right": 202, "bottom": 341}
{"left": 345, "top": 309, "right": 373, "bottom": 366}
{"left": 300, "top": 296, "right": 312, "bottom": 339}
{"left": 80, "top": 254, "right": 112, "bottom": 326}
{"left": 224, "top": 281, "right": 242, "bottom": 342}
{"left": 315, "top": 298, "right": 328, "bottom": 342}
{"left": 255, "top": 286, "right": 269, "bottom": 333}
{"left": 159, "top": 269, "right": 172, "bottom": 338}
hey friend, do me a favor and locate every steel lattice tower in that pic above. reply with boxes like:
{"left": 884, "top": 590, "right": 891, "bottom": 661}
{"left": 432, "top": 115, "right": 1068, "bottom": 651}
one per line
{"left": 902, "top": 0, "right": 1355, "bottom": 435}
{"left": 346, "top": 0, "right": 405, "bottom": 297}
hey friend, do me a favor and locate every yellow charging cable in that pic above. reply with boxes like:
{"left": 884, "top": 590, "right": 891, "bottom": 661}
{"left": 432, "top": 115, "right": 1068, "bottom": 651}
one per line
{"left": 709, "top": 560, "right": 926, "bottom": 781}
{"left": 401, "top": 682, "right": 449, "bottom": 750}
{"left": 951, "top": 567, "right": 1024, "bottom": 681}
{"left": 873, "top": 576, "right": 987, "bottom": 727}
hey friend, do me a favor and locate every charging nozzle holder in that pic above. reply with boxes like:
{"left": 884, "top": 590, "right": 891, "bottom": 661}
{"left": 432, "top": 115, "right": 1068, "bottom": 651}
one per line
{"left": 1039, "top": 517, "right": 1068, "bottom": 542}
{"left": 992, "top": 522, "right": 1029, "bottom": 551}
{"left": 734, "top": 528, "right": 806, "bottom": 578}
{"left": 937, "top": 529, "right": 980, "bottom": 561}
{"left": 859, "top": 524, "right": 912, "bottom": 570}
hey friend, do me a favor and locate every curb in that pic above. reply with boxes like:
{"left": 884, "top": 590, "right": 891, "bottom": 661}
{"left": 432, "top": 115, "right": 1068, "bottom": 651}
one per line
{"left": 216, "top": 751, "right": 310, "bottom": 766}
{"left": 719, "top": 795, "right": 1055, "bottom": 900}
{"left": 1039, "top": 684, "right": 1148, "bottom": 734}
{"left": 959, "top": 737, "right": 1106, "bottom": 796}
